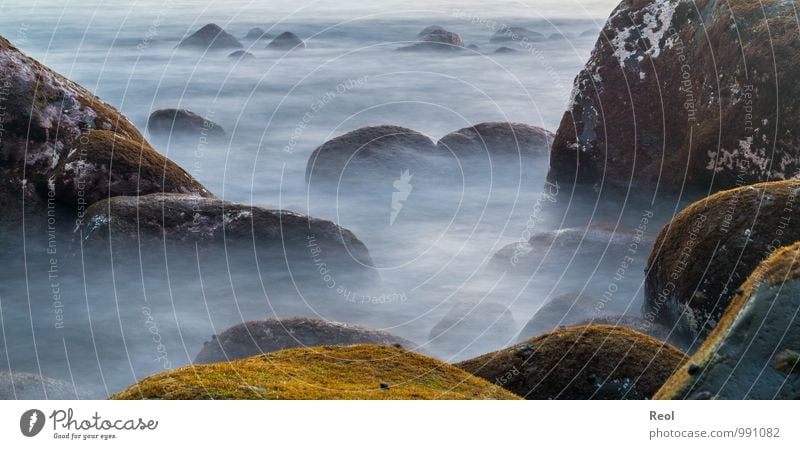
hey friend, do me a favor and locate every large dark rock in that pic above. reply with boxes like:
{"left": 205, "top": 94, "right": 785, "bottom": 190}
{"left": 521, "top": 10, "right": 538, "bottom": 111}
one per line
{"left": 176, "top": 24, "right": 243, "bottom": 50}
{"left": 572, "top": 315, "right": 688, "bottom": 351}
{"left": 54, "top": 130, "right": 211, "bottom": 210}
{"left": 489, "top": 26, "right": 544, "bottom": 43}
{"left": 195, "top": 317, "right": 416, "bottom": 363}
{"left": 266, "top": 31, "right": 305, "bottom": 50}
{"left": 437, "top": 122, "right": 552, "bottom": 159}
{"left": 80, "top": 193, "right": 371, "bottom": 263}
{"left": 645, "top": 180, "right": 800, "bottom": 344}
{"left": 305, "top": 125, "right": 441, "bottom": 186}
{"left": 656, "top": 242, "right": 800, "bottom": 399}
{"left": 548, "top": 0, "right": 800, "bottom": 194}
{"left": 0, "top": 35, "right": 209, "bottom": 229}
{"left": 457, "top": 325, "right": 688, "bottom": 399}
{"left": 147, "top": 108, "right": 226, "bottom": 142}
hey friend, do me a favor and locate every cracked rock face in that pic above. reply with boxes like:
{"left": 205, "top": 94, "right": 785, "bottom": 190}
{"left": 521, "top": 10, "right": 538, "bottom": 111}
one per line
{"left": 0, "top": 35, "right": 211, "bottom": 229}
{"left": 645, "top": 180, "right": 800, "bottom": 345}
{"left": 195, "top": 317, "right": 415, "bottom": 363}
{"left": 548, "top": 0, "right": 800, "bottom": 193}
{"left": 656, "top": 242, "right": 800, "bottom": 399}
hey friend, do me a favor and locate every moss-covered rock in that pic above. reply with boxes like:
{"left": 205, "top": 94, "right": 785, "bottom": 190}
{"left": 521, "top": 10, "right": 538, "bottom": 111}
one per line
{"left": 456, "top": 325, "right": 687, "bottom": 399}
{"left": 111, "top": 345, "right": 521, "bottom": 399}
{"left": 548, "top": 0, "right": 800, "bottom": 193}
{"left": 1, "top": 35, "right": 203, "bottom": 227}
{"left": 195, "top": 317, "right": 415, "bottom": 364}
{"left": 656, "top": 242, "right": 800, "bottom": 399}
{"left": 644, "top": 180, "right": 800, "bottom": 343}
{"left": 54, "top": 130, "right": 211, "bottom": 209}
{"left": 176, "top": 24, "right": 243, "bottom": 50}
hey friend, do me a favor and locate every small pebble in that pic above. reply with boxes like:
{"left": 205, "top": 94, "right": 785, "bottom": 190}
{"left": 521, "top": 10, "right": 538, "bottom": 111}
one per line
{"left": 687, "top": 363, "right": 700, "bottom": 375}
{"left": 380, "top": 382, "right": 390, "bottom": 390}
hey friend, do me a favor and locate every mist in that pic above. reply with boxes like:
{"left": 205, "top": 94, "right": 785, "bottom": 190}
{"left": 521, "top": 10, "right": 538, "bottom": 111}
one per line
{"left": 0, "top": 0, "right": 701, "bottom": 398}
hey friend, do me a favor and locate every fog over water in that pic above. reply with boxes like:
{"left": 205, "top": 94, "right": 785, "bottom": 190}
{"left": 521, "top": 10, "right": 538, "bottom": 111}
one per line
{"left": 0, "top": 0, "right": 700, "bottom": 398}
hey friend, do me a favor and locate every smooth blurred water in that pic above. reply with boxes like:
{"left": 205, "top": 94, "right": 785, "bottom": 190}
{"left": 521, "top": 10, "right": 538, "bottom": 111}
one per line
{"left": 0, "top": 0, "right": 680, "bottom": 398}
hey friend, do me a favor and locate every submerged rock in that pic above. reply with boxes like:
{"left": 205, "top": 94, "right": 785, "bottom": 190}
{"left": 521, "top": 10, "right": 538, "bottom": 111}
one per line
{"left": 548, "top": 0, "right": 800, "bottom": 193}
{"left": 305, "top": 125, "right": 440, "bottom": 186}
{"left": 0, "top": 371, "right": 93, "bottom": 400}
{"left": 656, "top": 242, "right": 800, "bottom": 399}
{"left": 398, "top": 26, "right": 464, "bottom": 52}
{"left": 244, "top": 27, "right": 272, "bottom": 40}
{"left": 489, "top": 26, "right": 544, "bottom": 43}
{"left": 195, "top": 317, "right": 416, "bottom": 363}
{"left": 112, "top": 345, "right": 521, "bottom": 399}
{"left": 493, "top": 46, "right": 518, "bottom": 54}
{"left": 457, "top": 325, "right": 687, "bottom": 399}
{"left": 645, "top": 180, "right": 800, "bottom": 343}
{"left": 228, "top": 50, "right": 255, "bottom": 59}
{"left": 176, "top": 24, "right": 243, "bottom": 50}
{"left": 147, "top": 108, "right": 226, "bottom": 142}
{"left": 266, "top": 31, "right": 305, "bottom": 50}
{"left": 429, "top": 301, "right": 515, "bottom": 359}
{"left": 437, "top": 122, "right": 552, "bottom": 159}
{"left": 517, "top": 292, "right": 600, "bottom": 340}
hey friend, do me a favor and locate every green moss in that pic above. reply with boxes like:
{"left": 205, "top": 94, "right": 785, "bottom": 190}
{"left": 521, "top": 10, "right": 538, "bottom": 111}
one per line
{"left": 457, "top": 325, "right": 688, "bottom": 399}
{"left": 110, "top": 345, "right": 521, "bottom": 400}
{"left": 655, "top": 242, "right": 800, "bottom": 398}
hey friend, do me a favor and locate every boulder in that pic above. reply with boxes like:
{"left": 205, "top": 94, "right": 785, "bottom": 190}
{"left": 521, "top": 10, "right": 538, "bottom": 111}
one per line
{"left": 305, "top": 125, "right": 440, "bottom": 186}
{"left": 437, "top": 122, "right": 552, "bottom": 159}
{"left": 176, "top": 24, "right": 243, "bottom": 50}
{"left": 429, "top": 301, "right": 515, "bottom": 359}
{"left": 489, "top": 26, "right": 544, "bottom": 43}
{"left": 417, "top": 25, "right": 446, "bottom": 37}
{"left": 398, "top": 27, "right": 464, "bottom": 52}
{"left": 266, "top": 31, "right": 305, "bottom": 50}
{"left": 146, "top": 108, "right": 226, "bottom": 142}
{"left": 0, "top": 35, "right": 208, "bottom": 228}
{"left": 493, "top": 46, "right": 518, "bottom": 54}
{"left": 195, "top": 317, "right": 416, "bottom": 363}
{"left": 0, "top": 371, "right": 93, "bottom": 399}
{"left": 572, "top": 315, "right": 688, "bottom": 351}
{"left": 548, "top": 0, "right": 800, "bottom": 193}
{"left": 228, "top": 50, "right": 255, "bottom": 59}
{"left": 79, "top": 193, "right": 372, "bottom": 263}
{"left": 244, "top": 27, "right": 271, "bottom": 40}
{"left": 111, "top": 345, "right": 521, "bottom": 399}
{"left": 516, "top": 292, "right": 600, "bottom": 340}
{"left": 456, "top": 325, "right": 688, "bottom": 399}
{"left": 54, "top": 130, "right": 211, "bottom": 209}
{"left": 644, "top": 180, "right": 800, "bottom": 343}
{"left": 656, "top": 242, "right": 800, "bottom": 399}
